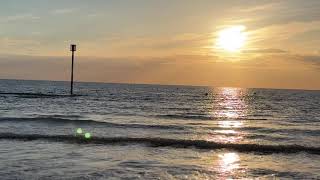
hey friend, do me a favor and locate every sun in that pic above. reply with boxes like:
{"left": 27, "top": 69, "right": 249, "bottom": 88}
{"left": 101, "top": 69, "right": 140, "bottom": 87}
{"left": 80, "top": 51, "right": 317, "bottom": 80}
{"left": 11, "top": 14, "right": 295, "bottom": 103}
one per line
{"left": 216, "top": 25, "right": 247, "bottom": 52}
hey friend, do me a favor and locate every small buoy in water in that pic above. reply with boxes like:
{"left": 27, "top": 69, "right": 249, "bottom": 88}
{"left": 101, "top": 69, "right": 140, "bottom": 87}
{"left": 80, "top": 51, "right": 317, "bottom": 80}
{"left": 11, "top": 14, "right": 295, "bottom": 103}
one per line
{"left": 205, "top": 93, "right": 209, "bottom": 96}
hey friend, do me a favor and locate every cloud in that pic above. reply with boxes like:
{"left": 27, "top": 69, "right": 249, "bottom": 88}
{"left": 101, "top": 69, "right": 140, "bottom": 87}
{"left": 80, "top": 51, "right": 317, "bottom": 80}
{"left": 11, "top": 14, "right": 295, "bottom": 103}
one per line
{"left": 0, "top": 13, "right": 40, "bottom": 23}
{"left": 242, "top": 48, "right": 287, "bottom": 54}
{"left": 249, "top": 53, "right": 320, "bottom": 69}
{"left": 87, "top": 13, "right": 102, "bottom": 18}
{"left": 238, "top": 2, "right": 280, "bottom": 13}
{"left": 236, "top": 1, "right": 320, "bottom": 26}
{"left": 79, "top": 33, "right": 212, "bottom": 57}
{"left": 50, "top": 8, "right": 78, "bottom": 15}
{"left": 241, "top": 20, "right": 320, "bottom": 55}
{"left": 295, "top": 54, "right": 320, "bottom": 67}
{"left": 0, "top": 37, "right": 41, "bottom": 55}
{"left": 1, "top": 53, "right": 319, "bottom": 90}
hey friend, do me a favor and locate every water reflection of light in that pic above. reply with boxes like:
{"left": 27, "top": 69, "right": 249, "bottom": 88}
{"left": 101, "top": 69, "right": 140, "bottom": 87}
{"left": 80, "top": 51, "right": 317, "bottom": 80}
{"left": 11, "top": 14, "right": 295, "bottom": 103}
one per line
{"left": 206, "top": 88, "right": 248, "bottom": 144}
{"left": 215, "top": 87, "right": 247, "bottom": 119}
{"left": 218, "top": 121, "right": 243, "bottom": 128}
{"left": 221, "top": 111, "right": 239, "bottom": 119}
{"left": 214, "top": 130, "right": 237, "bottom": 134}
{"left": 218, "top": 152, "right": 240, "bottom": 175}
{"left": 206, "top": 152, "right": 241, "bottom": 178}
{"left": 207, "top": 134, "right": 244, "bottom": 143}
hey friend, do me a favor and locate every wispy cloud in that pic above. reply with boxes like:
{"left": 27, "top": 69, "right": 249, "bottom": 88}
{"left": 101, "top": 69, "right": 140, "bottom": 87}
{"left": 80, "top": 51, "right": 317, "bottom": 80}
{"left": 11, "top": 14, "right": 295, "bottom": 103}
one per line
{"left": 295, "top": 54, "right": 320, "bottom": 68}
{"left": 233, "top": 1, "right": 320, "bottom": 27}
{"left": 0, "top": 37, "right": 41, "bottom": 55}
{"left": 238, "top": 2, "right": 281, "bottom": 13}
{"left": 0, "top": 13, "right": 40, "bottom": 23}
{"left": 242, "top": 48, "right": 287, "bottom": 54}
{"left": 79, "top": 33, "right": 212, "bottom": 57}
{"left": 1, "top": 53, "right": 319, "bottom": 89}
{"left": 50, "top": 8, "right": 78, "bottom": 15}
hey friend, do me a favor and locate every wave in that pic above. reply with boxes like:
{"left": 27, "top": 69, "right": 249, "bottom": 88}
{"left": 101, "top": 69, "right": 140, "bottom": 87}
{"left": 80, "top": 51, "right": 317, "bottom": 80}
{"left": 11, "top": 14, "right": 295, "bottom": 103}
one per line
{"left": 0, "top": 92, "right": 82, "bottom": 98}
{"left": 0, "top": 133, "right": 319, "bottom": 155}
{"left": 155, "top": 114, "right": 212, "bottom": 120}
{"left": 155, "top": 114, "right": 268, "bottom": 121}
{"left": 37, "top": 114, "right": 84, "bottom": 119}
{"left": 1, "top": 117, "right": 320, "bottom": 135}
{"left": 0, "top": 117, "right": 185, "bottom": 130}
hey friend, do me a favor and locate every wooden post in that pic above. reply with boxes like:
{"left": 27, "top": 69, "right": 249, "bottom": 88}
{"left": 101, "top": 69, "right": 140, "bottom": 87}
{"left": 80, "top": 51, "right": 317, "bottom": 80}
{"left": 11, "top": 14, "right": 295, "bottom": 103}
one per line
{"left": 70, "top": 44, "right": 76, "bottom": 95}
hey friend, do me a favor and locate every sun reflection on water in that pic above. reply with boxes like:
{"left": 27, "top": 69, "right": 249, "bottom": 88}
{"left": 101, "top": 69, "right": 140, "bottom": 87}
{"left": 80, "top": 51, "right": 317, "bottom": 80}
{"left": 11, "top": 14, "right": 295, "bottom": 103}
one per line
{"left": 198, "top": 88, "right": 250, "bottom": 178}
{"left": 206, "top": 152, "right": 242, "bottom": 179}
{"left": 219, "top": 152, "right": 240, "bottom": 172}
{"left": 218, "top": 121, "right": 243, "bottom": 128}
{"left": 206, "top": 87, "right": 248, "bottom": 144}
{"left": 214, "top": 130, "right": 238, "bottom": 134}
{"left": 214, "top": 87, "right": 247, "bottom": 119}
{"left": 218, "top": 152, "right": 241, "bottom": 178}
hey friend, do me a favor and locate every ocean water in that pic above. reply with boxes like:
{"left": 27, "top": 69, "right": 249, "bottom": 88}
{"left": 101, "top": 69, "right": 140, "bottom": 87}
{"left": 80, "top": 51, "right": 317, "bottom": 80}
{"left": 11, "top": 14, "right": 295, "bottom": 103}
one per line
{"left": 0, "top": 79, "right": 319, "bottom": 179}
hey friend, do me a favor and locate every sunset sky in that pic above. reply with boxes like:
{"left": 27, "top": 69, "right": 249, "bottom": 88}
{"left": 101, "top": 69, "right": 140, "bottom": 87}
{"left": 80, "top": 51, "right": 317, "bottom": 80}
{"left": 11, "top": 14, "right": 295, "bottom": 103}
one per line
{"left": 0, "top": 0, "right": 320, "bottom": 90}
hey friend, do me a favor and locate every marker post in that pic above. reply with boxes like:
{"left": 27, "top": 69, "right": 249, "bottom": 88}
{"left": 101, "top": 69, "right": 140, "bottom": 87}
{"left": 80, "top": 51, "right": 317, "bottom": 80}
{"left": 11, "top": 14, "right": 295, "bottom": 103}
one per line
{"left": 70, "top": 44, "right": 76, "bottom": 95}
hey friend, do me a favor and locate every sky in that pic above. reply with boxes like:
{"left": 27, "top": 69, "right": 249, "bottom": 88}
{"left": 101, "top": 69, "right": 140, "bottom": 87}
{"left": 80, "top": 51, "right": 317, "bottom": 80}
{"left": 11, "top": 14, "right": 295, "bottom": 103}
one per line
{"left": 0, "top": 0, "right": 320, "bottom": 90}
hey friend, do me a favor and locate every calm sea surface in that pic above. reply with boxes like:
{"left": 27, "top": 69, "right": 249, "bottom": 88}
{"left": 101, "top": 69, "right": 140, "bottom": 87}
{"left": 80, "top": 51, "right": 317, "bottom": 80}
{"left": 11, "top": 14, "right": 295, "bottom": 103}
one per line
{"left": 0, "top": 79, "right": 319, "bottom": 179}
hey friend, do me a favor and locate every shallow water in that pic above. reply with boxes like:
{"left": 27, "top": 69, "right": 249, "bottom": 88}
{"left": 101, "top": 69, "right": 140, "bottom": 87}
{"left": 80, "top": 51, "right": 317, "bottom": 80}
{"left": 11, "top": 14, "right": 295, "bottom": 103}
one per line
{"left": 0, "top": 79, "right": 319, "bottom": 179}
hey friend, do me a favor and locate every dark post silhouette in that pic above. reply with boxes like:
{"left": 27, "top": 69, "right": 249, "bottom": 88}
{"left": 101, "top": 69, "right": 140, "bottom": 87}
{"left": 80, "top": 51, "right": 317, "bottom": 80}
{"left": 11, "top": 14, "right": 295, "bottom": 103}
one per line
{"left": 70, "top": 44, "right": 76, "bottom": 95}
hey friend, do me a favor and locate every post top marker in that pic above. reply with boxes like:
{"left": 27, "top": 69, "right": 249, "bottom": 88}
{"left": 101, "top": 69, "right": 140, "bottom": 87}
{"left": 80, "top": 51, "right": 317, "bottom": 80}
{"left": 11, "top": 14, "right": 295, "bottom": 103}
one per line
{"left": 70, "top": 44, "right": 76, "bottom": 51}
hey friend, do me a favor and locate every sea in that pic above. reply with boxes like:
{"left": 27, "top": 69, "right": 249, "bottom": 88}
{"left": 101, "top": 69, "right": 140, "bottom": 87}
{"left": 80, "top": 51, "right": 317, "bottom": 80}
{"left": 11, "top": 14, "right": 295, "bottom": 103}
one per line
{"left": 0, "top": 79, "right": 319, "bottom": 179}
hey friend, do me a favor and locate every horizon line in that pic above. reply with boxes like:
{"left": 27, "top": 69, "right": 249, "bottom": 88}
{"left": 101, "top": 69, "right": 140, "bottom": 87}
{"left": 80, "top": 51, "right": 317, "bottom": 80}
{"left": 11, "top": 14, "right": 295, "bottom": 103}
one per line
{"left": 0, "top": 78, "right": 319, "bottom": 92}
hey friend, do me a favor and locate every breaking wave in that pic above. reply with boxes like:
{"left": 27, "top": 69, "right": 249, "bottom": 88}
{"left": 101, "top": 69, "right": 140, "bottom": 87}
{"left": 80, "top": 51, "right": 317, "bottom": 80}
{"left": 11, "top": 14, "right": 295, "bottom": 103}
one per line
{"left": 0, "top": 117, "right": 186, "bottom": 130}
{"left": 1, "top": 117, "right": 320, "bottom": 135}
{"left": 0, "top": 133, "right": 319, "bottom": 155}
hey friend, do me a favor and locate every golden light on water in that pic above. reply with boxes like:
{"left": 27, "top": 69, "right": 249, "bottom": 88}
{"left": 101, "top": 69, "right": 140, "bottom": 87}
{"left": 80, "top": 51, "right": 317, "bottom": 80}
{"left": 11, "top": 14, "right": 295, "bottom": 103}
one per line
{"left": 219, "top": 152, "right": 240, "bottom": 172}
{"left": 207, "top": 152, "right": 242, "bottom": 178}
{"left": 215, "top": 87, "right": 247, "bottom": 119}
{"left": 214, "top": 129, "right": 237, "bottom": 134}
{"left": 218, "top": 121, "right": 243, "bottom": 128}
{"left": 202, "top": 88, "right": 249, "bottom": 177}
{"left": 206, "top": 88, "right": 248, "bottom": 143}
{"left": 218, "top": 152, "right": 241, "bottom": 178}
{"left": 216, "top": 25, "right": 247, "bottom": 52}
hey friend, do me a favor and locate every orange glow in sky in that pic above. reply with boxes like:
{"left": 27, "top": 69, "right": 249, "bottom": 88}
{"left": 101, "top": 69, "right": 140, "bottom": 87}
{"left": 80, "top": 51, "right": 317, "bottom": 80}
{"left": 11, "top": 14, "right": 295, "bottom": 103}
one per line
{"left": 0, "top": 1, "right": 320, "bottom": 90}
